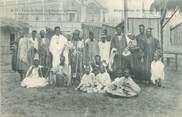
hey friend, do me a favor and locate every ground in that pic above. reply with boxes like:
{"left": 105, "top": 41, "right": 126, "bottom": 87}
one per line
{"left": 1, "top": 54, "right": 182, "bottom": 117}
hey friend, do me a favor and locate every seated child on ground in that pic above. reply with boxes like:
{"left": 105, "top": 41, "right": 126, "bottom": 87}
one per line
{"left": 95, "top": 64, "right": 112, "bottom": 93}
{"left": 107, "top": 68, "right": 141, "bottom": 97}
{"left": 151, "top": 51, "right": 164, "bottom": 87}
{"left": 76, "top": 65, "right": 97, "bottom": 93}
{"left": 21, "top": 53, "right": 48, "bottom": 88}
{"left": 50, "top": 55, "right": 68, "bottom": 87}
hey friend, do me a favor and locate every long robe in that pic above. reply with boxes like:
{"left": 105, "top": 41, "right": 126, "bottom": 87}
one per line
{"left": 110, "top": 34, "right": 127, "bottom": 72}
{"left": 85, "top": 39, "right": 99, "bottom": 63}
{"left": 99, "top": 41, "right": 110, "bottom": 64}
{"left": 16, "top": 37, "right": 29, "bottom": 72}
{"left": 27, "top": 37, "right": 39, "bottom": 67}
{"left": 71, "top": 40, "right": 84, "bottom": 78}
{"left": 134, "top": 34, "right": 145, "bottom": 81}
{"left": 49, "top": 35, "right": 67, "bottom": 67}
{"left": 38, "top": 37, "right": 51, "bottom": 68}
{"left": 143, "top": 36, "right": 160, "bottom": 81}
{"left": 21, "top": 65, "right": 48, "bottom": 88}
{"left": 107, "top": 76, "right": 141, "bottom": 97}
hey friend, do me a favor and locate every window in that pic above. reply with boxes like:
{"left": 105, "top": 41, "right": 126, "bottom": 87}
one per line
{"left": 69, "top": 13, "right": 75, "bottom": 22}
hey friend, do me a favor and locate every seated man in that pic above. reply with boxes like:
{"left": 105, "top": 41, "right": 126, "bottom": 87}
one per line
{"left": 95, "top": 65, "right": 112, "bottom": 93}
{"left": 49, "top": 55, "right": 68, "bottom": 87}
{"left": 21, "top": 53, "right": 48, "bottom": 88}
{"left": 107, "top": 68, "right": 141, "bottom": 97}
{"left": 75, "top": 65, "right": 97, "bottom": 93}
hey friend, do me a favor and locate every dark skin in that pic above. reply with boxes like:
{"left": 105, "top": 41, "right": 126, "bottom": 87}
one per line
{"left": 32, "top": 31, "right": 37, "bottom": 40}
{"left": 60, "top": 56, "right": 65, "bottom": 66}
{"left": 116, "top": 27, "right": 122, "bottom": 35}
{"left": 100, "top": 65, "right": 106, "bottom": 74}
{"left": 89, "top": 33, "right": 94, "bottom": 41}
{"left": 40, "top": 30, "right": 45, "bottom": 38}
{"left": 85, "top": 66, "right": 91, "bottom": 75}
{"left": 139, "top": 26, "right": 145, "bottom": 35}
{"left": 95, "top": 56, "right": 101, "bottom": 65}
{"left": 146, "top": 30, "right": 152, "bottom": 38}
{"left": 101, "top": 37, "right": 106, "bottom": 43}
{"left": 73, "top": 31, "right": 80, "bottom": 41}
{"left": 26, "top": 59, "right": 42, "bottom": 77}
{"left": 55, "top": 28, "right": 60, "bottom": 36}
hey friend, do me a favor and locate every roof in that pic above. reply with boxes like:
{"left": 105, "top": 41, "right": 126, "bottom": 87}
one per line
{"left": 0, "top": 17, "right": 29, "bottom": 32}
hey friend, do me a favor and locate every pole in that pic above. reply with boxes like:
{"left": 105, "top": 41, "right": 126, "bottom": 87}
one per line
{"left": 124, "top": 0, "right": 128, "bottom": 34}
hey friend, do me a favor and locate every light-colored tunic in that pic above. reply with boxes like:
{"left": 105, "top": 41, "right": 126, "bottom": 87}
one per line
{"left": 99, "top": 41, "right": 110, "bottom": 63}
{"left": 77, "top": 73, "right": 97, "bottom": 93}
{"left": 21, "top": 65, "right": 48, "bottom": 88}
{"left": 151, "top": 60, "right": 164, "bottom": 84}
{"left": 107, "top": 76, "right": 141, "bottom": 97}
{"left": 49, "top": 35, "right": 67, "bottom": 67}
{"left": 95, "top": 72, "right": 112, "bottom": 93}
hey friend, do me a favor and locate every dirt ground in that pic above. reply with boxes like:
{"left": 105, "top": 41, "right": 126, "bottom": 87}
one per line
{"left": 1, "top": 56, "right": 182, "bottom": 117}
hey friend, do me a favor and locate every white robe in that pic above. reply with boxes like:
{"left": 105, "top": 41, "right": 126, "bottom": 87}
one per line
{"left": 99, "top": 41, "right": 110, "bottom": 63}
{"left": 49, "top": 35, "right": 67, "bottom": 67}
{"left": 151, "top": 60, "right": 165, "bottom": 84}
{"left": 28, "top": 37, "right": 38, "bottom": 50}
{"left": 21, "top": 65, "right": 48, "bottom": 88}
{"left": 95, "top": 72, "right": 111, "bottom": 93}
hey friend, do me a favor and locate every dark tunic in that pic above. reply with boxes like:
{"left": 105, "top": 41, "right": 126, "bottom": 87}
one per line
{"left": 110, "top": 34, "right": 127, "bottom": 72}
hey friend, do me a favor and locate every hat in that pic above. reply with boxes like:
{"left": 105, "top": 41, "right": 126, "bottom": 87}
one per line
{"left": 101, "top": 32, "right": 107, "bottom": 38}
{"left": 34, "top": 53, "right": 39, "bottom": 60}
{"left": 146, "top": 28, "right": 153, "bottom": 32}
{"left": 139, "top": 24, "right": 145, "bottom": 27}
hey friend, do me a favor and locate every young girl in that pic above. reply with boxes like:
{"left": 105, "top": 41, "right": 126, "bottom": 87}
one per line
{"left": 76, "top": 65, "right": 97, "bottom": 93}
{"left": 107, "top": 68, "right": 141, "bottom": 97}
{"left": 21, "top": 54, "right": 48, "bottom": 88}
{"left": 95, "top": 65, "right": 112, "bottom": 93}
{"left": 151, "top": 51, "right": 165, "bottom": 87}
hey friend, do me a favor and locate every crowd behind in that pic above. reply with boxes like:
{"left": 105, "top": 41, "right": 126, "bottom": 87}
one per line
{"left": 11, "top": 23, "right": 165, "bottom": 97}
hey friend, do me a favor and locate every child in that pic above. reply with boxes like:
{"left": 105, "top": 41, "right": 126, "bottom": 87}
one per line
{"left": 21, "top": 53, "right": 48, "bottom": 88}
{"left": 91, "top": 55, "right": 102, "bottom": 76}
{"left": 107, "top": 68, "right": 141, "bottom": 97}
{"left": 76, "top": 65, "right": 96, "bottom": 93}
{"left": 50, "top": 55, "right": 68, "bottom": 87}
{"left": 151, "top": 51, "right": 164, "bottom": 87}
{"left": 95, "top": 65, "right": 112, "bottom": 93}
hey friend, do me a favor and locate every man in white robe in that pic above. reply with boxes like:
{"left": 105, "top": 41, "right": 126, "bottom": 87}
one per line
{"left": 49, "top": 26, "right": 67, "bottom": 68}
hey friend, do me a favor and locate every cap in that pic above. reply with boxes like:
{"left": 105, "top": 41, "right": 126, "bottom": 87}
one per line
{"left": 34, "top": 53, "right": 39, "bottom": 60}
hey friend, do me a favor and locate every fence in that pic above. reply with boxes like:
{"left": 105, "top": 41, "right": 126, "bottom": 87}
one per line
{"left": 170, "top": 23, "right": 182, "bottom": 45}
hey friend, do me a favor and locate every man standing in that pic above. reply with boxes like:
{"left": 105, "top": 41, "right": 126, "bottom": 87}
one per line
{"left": 27, "top": 30, "right": 39, "bottom": 67}
{"left": 144, "top": 28, "right": 160, "bottom": 83}
{"left": 38, "top": 30, "right": 51, "bottom": 76}
{"left": 49, "top": 26, "right": 67, "bottom": 68}
{"left": 85, "top": 32, "right": 99, "bottom": 64}
{"left": 134, "top": 24, "right": 146, "bottom": 82}
{"left": 16, "top": 31, "right": 29, "bottom": 80}
{"left": 110, "top": 25, "right": 127, "bottom": 73}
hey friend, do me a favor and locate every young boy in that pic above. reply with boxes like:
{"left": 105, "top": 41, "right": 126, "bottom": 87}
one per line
{"left": 21, "top": 53, "right": 48, "bottom": 88}
{"left": 95, "top": 65, "right": 112, "bottom": 93}
{"left": 151, "top": 51, "right": 164, "bottom": 87}
{"left": 76, "top": 65, "right": 96, "bottom": 93}
{"left": 107, "top": 68, "right": 141, "bottom": 97}
{"left": 50, "top": 55, "right": 68, "bottom": 87}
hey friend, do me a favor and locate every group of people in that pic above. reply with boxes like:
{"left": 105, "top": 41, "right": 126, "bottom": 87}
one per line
{"left": 12, "top": 24, "right": 165, "bottom": 97}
